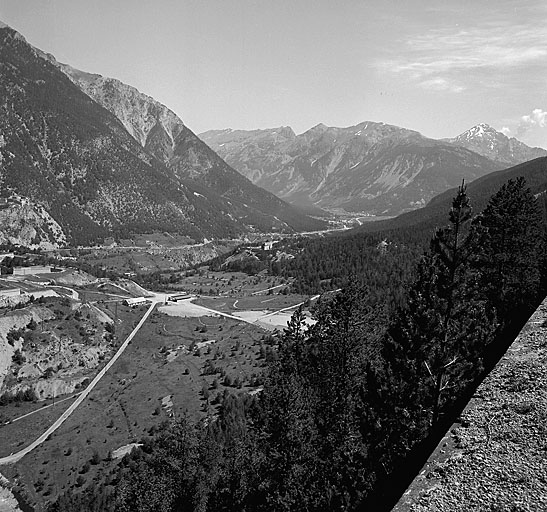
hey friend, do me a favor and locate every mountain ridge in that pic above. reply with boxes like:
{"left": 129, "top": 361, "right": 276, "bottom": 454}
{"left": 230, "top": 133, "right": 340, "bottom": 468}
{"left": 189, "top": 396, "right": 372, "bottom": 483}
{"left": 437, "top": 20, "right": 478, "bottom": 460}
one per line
{"left": 44, "top": 51, "right": 324, "bottom": 233}
{"left": 0, "top": 22, "right": 325, "bottom": 247}
{"left": 355, "top": 156, "right": 547, "bottom": 237}
{"left": 200, "top": 122, "right": 506, "bottom": 215}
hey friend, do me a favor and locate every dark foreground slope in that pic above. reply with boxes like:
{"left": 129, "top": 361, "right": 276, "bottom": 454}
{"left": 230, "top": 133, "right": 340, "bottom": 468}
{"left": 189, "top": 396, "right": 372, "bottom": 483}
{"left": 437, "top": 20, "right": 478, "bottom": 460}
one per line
{"left": 46, "top": 176, "right": 546, "bottom": 512}
{"left": 394, "top": 297, "right": 547, "bottom": 511}
{"left": 0, "top": 24, "right": 324, "bottom": 247}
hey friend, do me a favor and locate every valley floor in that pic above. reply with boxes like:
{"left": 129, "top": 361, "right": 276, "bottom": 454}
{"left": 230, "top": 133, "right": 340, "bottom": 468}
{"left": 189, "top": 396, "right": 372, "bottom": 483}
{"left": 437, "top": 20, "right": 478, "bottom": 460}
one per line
{"left": 0, "top": 269, "right": 316, "bottom": 511}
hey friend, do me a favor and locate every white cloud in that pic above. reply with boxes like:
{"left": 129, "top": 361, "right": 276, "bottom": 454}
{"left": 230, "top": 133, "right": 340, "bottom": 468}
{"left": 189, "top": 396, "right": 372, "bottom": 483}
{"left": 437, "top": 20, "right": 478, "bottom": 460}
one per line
{"left": 377, "top": 17, "right": 547, "bottom": 91}
{"left": 419, "top": 77, "right": 465, "bottom": 93}
{"left": 500, "top": 126, "right": 512, "bottom": 136}
{"left": 522, "top": 108, "right": 547, "bottom": 128}
{"left": 517, "top": 108, "right": 547, "bottom": 136}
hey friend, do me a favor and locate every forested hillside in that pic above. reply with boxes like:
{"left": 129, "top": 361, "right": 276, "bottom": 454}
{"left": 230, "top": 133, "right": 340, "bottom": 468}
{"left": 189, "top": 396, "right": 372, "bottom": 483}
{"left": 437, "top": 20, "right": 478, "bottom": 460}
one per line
{"left": 281, "top": 157, "right": 547, "bottom": 295}
{"left": 49, "top": 176, "right": 547, "bottom": 511}
{"left": 359, "top": 157, "right": 547, "bottom": 236}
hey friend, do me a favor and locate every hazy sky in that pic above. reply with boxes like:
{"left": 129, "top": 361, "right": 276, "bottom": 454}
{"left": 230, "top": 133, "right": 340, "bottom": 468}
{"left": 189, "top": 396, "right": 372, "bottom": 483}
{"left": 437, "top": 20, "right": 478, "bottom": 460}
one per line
{"left": 1, "top": 0, "right": 546, "bottom": 148}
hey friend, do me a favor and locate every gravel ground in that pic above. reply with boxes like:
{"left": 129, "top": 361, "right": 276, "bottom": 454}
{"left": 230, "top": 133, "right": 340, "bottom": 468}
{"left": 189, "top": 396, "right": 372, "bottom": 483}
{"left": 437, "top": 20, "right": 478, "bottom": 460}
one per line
{"left": 395, "top": 298, "right": 547, "bottom": 512}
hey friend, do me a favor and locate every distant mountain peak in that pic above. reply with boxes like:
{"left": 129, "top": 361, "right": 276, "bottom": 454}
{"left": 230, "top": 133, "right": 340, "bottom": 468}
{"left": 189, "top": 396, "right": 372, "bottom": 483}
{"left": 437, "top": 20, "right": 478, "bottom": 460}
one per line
{"left": 201, "top": 121, "right": 501, "bottom": 215}
{"left": 278, "top": 126, "right": 296, "bottom": 138}
{"left": 458, "top": 123, "right": 498, "bottom": 139}
{"left": 307, "top": 123, "right": 328, "bottom": 133}
{"left": 447, "top": 124, "right": 547, "bottom": 165}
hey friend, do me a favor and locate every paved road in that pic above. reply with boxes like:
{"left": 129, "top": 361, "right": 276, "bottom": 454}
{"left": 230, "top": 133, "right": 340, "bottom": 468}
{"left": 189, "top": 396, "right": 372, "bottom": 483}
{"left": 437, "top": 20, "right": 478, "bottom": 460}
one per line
{"left": 251, "top": 284, "right": 286, "bottom": 295}
{"left": 0, "top": 285, "right": 329, "bottom": 465}
{"left": 0, "top": 302, "right": 156, "bottom": 465}
{"left": 259, "top": 295, "right": 321, "bottom": 319}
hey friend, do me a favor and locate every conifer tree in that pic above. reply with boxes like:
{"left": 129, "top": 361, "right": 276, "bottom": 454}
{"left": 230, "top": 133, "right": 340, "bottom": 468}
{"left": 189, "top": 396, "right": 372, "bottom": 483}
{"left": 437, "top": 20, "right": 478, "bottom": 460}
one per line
{"left": 256, "top": 307, "right": 320, "bottom": 510}
{"left": 472, "top": 177, "right": 544, "bottom": 322}
{"left": 385, "top": 182, "right": 495, "bottom": 427}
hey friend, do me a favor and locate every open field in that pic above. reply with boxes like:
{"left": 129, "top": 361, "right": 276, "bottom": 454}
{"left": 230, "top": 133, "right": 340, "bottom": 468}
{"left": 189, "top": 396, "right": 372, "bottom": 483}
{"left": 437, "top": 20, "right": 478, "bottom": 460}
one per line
{"left": 0, "top": 391, "right": 82, "bottom": 425}
{"left": 0, "top": 398, "right": 76, "bottom": 457}
{"left": 2, "top": 308, "right": 269, "bottom": 509}
{"left": 63, "top": 237, "right": 242, "bottom": 275}
{"left": 195, "top": 293, "right": 311, "bottom": 312}
{"left": 0, "top": 267, "right": 319, "bottom": 510}
{"left": 165, "top": 270, "right": 292, "bottom": 296}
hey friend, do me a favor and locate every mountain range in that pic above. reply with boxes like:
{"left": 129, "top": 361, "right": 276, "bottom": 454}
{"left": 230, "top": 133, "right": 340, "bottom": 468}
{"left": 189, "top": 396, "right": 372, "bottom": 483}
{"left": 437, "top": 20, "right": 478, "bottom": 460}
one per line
{"left": 1, "top": 20, "right": 545, "bottom": 249}
{"left": 200, "top": 122, "right": 546, "bottom": 215}
{"left": 0, "top": 22, "right": 324, "bottom": 248}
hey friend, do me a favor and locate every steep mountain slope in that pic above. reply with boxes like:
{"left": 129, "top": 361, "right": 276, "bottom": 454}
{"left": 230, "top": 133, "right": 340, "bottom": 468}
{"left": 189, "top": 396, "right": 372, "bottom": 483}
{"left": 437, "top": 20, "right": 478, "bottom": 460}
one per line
{"left": 357, "top": 157, "right": 547, "bottom": 237}
{"left": 445, "top": 123, "right": 547, "bottom": 165}
{"left": 200, "top": 122, "right": 501, "bottom": 215}
{"left": 0, "top": 23, "right": 324, "bottom": 247}
{"left": 50, "top": 60, "right": 323, "bottom": 233}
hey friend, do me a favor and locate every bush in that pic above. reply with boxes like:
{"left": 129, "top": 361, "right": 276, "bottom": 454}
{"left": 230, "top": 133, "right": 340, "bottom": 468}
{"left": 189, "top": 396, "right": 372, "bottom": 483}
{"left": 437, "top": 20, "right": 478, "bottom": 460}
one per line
{"left": 90, "top": 450, "right": 101, "bottom": 465}
{"left": 6, "top": 327, "right": 24, "bottom": 346}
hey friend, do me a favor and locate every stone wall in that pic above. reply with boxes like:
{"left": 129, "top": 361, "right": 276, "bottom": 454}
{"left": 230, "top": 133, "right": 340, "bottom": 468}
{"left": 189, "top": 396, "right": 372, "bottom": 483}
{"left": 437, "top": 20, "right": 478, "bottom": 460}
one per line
{"left": 394, "top": 297, "right": 547, "bottom": 511}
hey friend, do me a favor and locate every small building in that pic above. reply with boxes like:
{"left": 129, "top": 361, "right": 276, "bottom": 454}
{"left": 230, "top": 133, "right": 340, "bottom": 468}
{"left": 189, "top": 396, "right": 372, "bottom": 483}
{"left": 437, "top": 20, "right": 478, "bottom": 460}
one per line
{"left": 0, "top": 288, "right": 21, "bottom": 298}
{"left": 168, "top": 294, "right": 191, "bottom": 302}
{"left": 123, "top": 297, "right": 150, "bottom": 308}
{"left": 262, "top": 241, "right": 275, "bottom": 251}
{"left": 13, "top": 266, "right": 54, "bottom": 275}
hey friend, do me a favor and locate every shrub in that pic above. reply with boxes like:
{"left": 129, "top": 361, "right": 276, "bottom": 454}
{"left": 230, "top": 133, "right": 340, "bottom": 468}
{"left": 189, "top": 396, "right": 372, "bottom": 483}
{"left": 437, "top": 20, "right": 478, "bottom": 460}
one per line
{"left": 90, "top": 450, "right": 101, "bottom": 465}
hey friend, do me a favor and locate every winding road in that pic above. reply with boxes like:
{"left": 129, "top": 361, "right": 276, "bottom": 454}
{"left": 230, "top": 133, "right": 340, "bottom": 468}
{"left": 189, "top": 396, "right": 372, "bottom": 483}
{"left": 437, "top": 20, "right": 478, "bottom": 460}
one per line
{"left": 0, "top": 301, "right": 156, "bottom": 465}
{"left": 0, "top": 284, "right": 328, "bottom": 465}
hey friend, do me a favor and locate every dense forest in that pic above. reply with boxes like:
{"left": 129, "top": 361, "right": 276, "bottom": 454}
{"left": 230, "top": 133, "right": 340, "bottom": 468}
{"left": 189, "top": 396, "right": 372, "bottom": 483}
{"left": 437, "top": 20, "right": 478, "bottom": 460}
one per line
{"left": 50, "top": 177, "right": 547, "bottom": 511}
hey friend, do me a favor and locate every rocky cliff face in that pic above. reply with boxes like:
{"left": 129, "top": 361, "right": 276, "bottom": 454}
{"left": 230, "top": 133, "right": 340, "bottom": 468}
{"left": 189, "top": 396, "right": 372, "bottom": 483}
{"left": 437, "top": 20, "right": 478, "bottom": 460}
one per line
{"left": 55, "top": 63, "right": 185, "bottom": 162}
{"left": 0, "top": 306, "right": 55, "bottom": 390}
{"left": 445, "top": 123, "right": 547, "bottom": 166}
{"left": 201, "top": 122, "right": 501, "bottom": 215}
{"left": 0, "top": 196, "right": 67, "bottom": 249}
{"left": 52, "top": 58, "right": 325, "bottom": 233}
